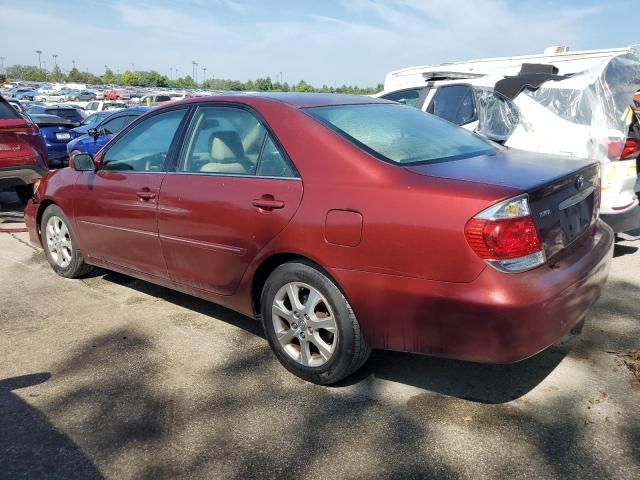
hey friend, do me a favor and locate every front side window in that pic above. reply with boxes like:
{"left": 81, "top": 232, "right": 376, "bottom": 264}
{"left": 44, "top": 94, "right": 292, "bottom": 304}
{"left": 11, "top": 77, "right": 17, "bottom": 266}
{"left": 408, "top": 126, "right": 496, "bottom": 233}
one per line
{"left": 307, "top": 103, "right": 495, "bottom": 165}
{"left": 101, "top": 116, "right": 129, "bottom": 135}
{"left": 102, "top": 108, "right": 187, "bottom": 172}
{"left": 428, "top": 85, "right": 476, "bottom": 125}
{"left": 381, "top": 88, "right": 425, "bottom": 108}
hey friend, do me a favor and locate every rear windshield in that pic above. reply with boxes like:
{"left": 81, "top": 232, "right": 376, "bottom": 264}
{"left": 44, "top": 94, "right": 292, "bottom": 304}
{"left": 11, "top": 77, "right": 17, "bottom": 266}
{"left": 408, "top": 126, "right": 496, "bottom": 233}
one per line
{"left": 0, "top": 99, "right": 21, "bottom": 119}
{"left": 306, "top": 104, "right": 495, "bottom": 165}
{"left": 46, "top": 108, "right": 78, "bottom": 120}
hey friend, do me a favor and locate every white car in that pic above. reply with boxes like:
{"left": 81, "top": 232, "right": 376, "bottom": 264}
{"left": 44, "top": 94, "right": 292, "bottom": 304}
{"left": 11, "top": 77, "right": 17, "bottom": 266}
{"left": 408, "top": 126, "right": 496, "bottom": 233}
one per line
{"left": 377, "top": 50, "right": 640, "bottom": 234}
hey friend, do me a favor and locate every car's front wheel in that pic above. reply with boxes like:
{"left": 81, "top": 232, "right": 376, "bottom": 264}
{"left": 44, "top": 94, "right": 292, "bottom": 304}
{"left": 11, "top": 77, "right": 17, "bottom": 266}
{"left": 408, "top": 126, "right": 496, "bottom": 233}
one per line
{"left": 261, "top": 261, "right": 371, "bottom": 384}
{"left": 41, "top": 205, "right": 93, "bottom": 278}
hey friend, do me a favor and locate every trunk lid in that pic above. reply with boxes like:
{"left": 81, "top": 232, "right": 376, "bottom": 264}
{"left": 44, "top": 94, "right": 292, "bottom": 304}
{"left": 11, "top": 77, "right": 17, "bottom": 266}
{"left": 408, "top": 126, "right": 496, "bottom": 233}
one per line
{"left": 406, "top": 148, "right": 600, "bottom": 260}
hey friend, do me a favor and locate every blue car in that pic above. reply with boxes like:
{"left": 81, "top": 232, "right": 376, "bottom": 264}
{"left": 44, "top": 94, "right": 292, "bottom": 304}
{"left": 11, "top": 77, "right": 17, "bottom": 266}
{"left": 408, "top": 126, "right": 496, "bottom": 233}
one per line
{"left": 67, "top": 107, "right": 149, "bottom": 156}
{"left": 29, "top": 114, "right": 76, "bottom": 167}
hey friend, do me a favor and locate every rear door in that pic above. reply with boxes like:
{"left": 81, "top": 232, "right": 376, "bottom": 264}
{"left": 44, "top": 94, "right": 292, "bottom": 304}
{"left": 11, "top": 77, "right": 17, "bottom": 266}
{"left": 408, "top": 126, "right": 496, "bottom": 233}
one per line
{"left": 73, "top": 107, "right": 189, "bottom": 279}
{"left": 158, "top": 105, "right": 303, "bottom": 295}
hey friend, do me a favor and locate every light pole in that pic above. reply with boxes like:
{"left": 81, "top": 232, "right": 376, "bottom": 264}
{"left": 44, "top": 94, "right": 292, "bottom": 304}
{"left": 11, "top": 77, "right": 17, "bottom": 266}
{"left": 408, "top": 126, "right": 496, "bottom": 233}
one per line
{"left": 169, "top": 67, "right": 173, "bottom": 80}
{"left": 131, "top": 63, "right": 135, "bottom": 72}
{"left": 36, "top": 50, "right": 42, "bottom": 69}
{"left": 202, "top": 67, "right": 207, "bottom": 84}
{"left": 0, "top": 57, "right": 5, "bottom": 74}
{"left": 72, "top": 59, "right": 76, "bottom": 70}
{"left": 191, "top": 61, "right": 198, "bottom": 82}
{"left": 52, "top": 54, "right": 58, "bottom": 69}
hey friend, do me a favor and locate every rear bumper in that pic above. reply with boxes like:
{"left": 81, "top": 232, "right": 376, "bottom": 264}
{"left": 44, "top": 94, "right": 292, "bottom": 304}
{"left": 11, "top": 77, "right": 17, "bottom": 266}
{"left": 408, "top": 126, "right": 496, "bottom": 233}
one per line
{"left": 333, "top": 220, "right": 614, "bottom": 363}
{"left": 601, "top": 206, "right": 640, "bottom": 234}
{"left": 0, "top": 166, "right": 48, "bottom": 189}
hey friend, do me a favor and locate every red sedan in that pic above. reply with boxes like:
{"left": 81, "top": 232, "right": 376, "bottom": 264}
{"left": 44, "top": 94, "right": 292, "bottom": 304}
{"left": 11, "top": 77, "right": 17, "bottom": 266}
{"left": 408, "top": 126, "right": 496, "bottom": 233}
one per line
{"left": 24, "top": 93, "right": 613, "bottom": 384}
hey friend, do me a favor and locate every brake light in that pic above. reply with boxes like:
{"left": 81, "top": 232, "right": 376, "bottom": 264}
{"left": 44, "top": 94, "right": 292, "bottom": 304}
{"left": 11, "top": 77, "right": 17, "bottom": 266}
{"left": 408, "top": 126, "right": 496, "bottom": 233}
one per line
{"left": 465, "top": 195, "right": 545, "bottom": 272}
{"left": 607, "top": 137, "right": 640, "bottom": 160}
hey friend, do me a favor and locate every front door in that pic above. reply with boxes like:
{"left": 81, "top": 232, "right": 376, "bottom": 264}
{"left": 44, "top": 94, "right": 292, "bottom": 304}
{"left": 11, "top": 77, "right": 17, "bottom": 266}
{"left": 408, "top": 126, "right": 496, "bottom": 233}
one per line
{"left": 158, "top": 105, "right": 303, "bottom": 295}
{"left": 73, "top": 107, "right": 189, "bottom": 280}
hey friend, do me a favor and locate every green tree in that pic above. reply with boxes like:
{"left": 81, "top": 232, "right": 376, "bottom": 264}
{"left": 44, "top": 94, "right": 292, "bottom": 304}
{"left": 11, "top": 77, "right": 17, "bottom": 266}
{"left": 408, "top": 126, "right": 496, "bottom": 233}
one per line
{"left": 50, "top": 65, "right": 66, "bottom": 82}
{"left": 103, "top": 68, "right": 116, "bottom": 85}
{"left": 67, "top": 67, "right": 83, "bottom": 82}
{"left": 294, "top": 80, "right": 314, "bottom": 92}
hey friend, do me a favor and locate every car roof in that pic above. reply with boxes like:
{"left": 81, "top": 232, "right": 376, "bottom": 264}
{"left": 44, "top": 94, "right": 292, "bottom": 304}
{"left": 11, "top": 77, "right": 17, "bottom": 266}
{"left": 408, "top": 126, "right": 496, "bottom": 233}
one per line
{"left": 173, "top": 92, "right": 394, "bottom": 109}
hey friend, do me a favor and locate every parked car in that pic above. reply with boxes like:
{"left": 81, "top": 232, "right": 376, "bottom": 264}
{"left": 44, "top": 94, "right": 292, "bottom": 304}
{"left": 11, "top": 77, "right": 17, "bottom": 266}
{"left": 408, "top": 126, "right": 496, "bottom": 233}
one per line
{"left": 7, "top": 99, "right": 24, "bottom": 113}
{"left": 103, "top": 90, "right": 122, "bottom": 101}
{"left": 139, "top": 94, "right": 172, "bottom": 105}
{"left": 44, "top": 90, "right": 72, "bottom": 103}
{"left": 0, "top": 94, "right": 49, "bottom": 204}
{"left": 69, "top": 90, "right": 97, "bottom": 101}
{"left": 24, "top": 93, "right": 613, "bottom": 384}
{"left": 377, "top": 49, "right": 640, "bottom": 234}
{"left": 67, "top": 107, "right": 148, "bottom": 156}
{"left": 84, "top": 100, "right": 127, "bottom": 114}
{"left": 28, "top": 114, "right": 76, "bottom": 167}
{"left": 25, "top": 105, "right": 86, "bottom": 126}
{"left": 13, "top": 89, "right": 37, "bottom": 101}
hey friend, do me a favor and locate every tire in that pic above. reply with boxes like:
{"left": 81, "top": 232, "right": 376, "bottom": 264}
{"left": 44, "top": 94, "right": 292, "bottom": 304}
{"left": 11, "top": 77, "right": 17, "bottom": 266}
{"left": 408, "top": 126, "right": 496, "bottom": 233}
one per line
{"left": 40, "top": 204, "right": 93, "bottom": 278}
{"left": 14, "top": 184, "right": 34, "bottom": 205}
{"left": 261, "top": 261, "right": 371, "bottom": 384}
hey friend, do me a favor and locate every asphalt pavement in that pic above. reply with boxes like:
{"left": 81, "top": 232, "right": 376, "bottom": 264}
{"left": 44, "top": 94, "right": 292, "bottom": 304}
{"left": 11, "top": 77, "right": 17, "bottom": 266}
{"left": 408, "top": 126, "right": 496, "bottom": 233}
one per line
{"left": 1, "top": 191, "right": 639, "bottom": 480}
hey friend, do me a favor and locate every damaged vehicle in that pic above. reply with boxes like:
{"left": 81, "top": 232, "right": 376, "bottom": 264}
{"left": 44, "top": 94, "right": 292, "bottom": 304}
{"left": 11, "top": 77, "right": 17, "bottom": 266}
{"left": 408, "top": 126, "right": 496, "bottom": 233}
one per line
{"left": 378, "top": 46, "right": 640, "bottom": 234}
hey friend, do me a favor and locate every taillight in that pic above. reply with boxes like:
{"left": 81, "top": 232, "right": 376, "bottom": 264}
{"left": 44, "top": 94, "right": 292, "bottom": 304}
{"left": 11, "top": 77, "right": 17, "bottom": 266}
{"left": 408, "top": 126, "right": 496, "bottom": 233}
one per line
{"left": 464, "top": 195, "right": 545, "bottom": 273}
{"left": 607, "top": 137, "right": 640, "bottom": 160}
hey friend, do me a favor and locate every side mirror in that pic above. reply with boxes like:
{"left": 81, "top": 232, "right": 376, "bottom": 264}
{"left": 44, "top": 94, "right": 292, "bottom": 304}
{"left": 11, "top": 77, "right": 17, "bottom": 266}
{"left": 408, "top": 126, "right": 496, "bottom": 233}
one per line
{"left": 70, "top": 153, "right": 96, "bottom": 172}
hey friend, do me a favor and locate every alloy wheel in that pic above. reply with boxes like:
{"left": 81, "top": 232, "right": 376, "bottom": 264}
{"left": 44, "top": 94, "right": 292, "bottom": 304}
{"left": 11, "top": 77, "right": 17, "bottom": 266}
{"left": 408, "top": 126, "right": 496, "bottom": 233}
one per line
{"left": 45, "top": 216, "right": 73, "bottom": 268}
{"left": 271, "top": 282, "right": 338, "bottom": 367}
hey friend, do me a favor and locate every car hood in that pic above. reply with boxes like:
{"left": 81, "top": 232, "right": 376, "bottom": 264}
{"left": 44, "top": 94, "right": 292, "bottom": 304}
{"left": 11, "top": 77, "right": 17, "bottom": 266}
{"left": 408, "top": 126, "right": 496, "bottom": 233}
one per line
{"left": 404, "top": 148, "right": 595, "bottom": 191}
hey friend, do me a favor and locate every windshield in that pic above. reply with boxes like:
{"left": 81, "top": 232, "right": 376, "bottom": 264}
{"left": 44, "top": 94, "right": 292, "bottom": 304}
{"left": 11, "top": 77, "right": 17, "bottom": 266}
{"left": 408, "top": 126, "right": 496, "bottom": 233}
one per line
{"left": 82, "top": 112, "right": 109, "bottom": 126}
{"left": 306, "top": 104, "right": 495, "bottom": 165}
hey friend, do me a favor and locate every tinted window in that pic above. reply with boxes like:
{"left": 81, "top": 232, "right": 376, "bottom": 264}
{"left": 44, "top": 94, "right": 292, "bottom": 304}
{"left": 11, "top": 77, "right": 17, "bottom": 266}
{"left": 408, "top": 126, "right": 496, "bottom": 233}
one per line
{"left": 179, "top": 107, "right": 266, "bottom": 175}
{"left": 82, "top": 112, "right": 109, "bottom": 126}
{"left": 103, "top": 108, "right": 187, "bottom": 172}
{"left": 156, "top": 95, "right": 171, "bottom": 102}
{"left": 307, "top": 104, "right": 495, "bottom": 165}
{"left": 257, "top": 135, "right": 297, "bottom": 177}
{"left": 428, "top": 85, "right": 476, "bottom": 125}
{"left": 46, "top": 108, "right": 79, "bottom": 121}
{"left": 0, "top": 99, "right": 20, "bottom": 119}
{"left": 101, "top": 116, "right": 129, "bottom": 134}
{"left": 382, "top": 88, "right": 424, "bottom": 107}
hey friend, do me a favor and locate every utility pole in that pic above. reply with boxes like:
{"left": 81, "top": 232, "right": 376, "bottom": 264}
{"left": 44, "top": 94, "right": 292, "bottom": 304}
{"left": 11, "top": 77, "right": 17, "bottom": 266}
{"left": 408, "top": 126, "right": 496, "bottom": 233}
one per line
{"left": 202, "top": 67, "right": 207, "bottom": 84}
{"left": 36, "top": 50, "right": 42, "bottom": 69}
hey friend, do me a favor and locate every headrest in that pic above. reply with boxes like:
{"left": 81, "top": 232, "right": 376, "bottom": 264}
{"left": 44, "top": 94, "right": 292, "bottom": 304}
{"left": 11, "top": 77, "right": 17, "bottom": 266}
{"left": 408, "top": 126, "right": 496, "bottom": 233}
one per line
{"left": 210, "top": 130, "right": 244, "bottom": 161}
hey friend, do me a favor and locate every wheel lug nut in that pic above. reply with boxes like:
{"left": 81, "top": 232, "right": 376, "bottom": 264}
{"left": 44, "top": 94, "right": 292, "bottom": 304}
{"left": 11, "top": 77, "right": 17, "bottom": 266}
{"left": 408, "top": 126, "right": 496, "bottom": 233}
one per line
{"left": 292, "top": 323, "right": 297, "bottom": 328}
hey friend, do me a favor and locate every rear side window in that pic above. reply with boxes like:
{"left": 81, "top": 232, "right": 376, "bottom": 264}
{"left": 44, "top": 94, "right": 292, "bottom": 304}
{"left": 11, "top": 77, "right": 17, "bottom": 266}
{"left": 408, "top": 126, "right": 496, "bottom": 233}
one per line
{"left": 0, "top": 99, "right": 20, "bottom": 119}
{"left": 101, "top": 116, "right": 129, "bottom": 134}
{"left": 381, "top": 88, "right": 425, "bottom": 108}
{"left": 47, "top": 109, "right": 78, "bottom": 120}
{"left": 307, "top": 103, "right": 495, "bottom": 165}
{"left": 103, "top": 108, "right": 187, "bottom": 172}
{"left": 427, "top": 85, "right": 476, "bottom": 125}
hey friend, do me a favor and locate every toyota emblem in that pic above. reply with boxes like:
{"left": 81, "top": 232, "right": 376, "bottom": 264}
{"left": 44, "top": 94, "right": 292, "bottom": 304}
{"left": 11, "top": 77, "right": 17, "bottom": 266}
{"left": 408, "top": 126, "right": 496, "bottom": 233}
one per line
{"left": 575, "top": 175, "right": 584, "bottom": 190}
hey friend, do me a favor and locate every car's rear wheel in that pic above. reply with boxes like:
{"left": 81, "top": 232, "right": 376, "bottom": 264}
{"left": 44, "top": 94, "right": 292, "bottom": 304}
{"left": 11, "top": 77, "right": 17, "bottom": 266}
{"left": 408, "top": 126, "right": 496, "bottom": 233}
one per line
{"left": 41, "top": 205, "right": 93, "bottom": 278}
{"left": 261, "top": 261, "right": 371, "bottom": 384}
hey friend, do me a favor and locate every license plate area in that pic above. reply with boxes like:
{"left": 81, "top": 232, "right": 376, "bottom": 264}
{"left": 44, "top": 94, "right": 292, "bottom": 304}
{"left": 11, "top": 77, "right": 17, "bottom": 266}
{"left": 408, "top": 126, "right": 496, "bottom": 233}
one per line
{"left": 56, "top": 132, "right": 71, "bottom": 140}
{"left": 559, "top": 188, "right": 595, "bottom": 244}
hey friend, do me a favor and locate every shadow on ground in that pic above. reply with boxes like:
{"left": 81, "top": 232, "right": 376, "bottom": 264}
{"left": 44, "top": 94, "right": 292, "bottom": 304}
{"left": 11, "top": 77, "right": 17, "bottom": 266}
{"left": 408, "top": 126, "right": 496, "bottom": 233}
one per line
{"left": 90, "top": 268, "right": 571, "bottom": 404}
{"left": 0, "top": 373, "right": 104, "bottom": 479}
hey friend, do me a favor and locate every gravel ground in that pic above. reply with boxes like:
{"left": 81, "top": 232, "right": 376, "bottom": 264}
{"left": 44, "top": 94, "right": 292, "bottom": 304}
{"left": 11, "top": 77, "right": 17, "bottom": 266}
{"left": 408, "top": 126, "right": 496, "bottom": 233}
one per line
{"left": 1, "top": 191, "right": 639, "bottom": 480}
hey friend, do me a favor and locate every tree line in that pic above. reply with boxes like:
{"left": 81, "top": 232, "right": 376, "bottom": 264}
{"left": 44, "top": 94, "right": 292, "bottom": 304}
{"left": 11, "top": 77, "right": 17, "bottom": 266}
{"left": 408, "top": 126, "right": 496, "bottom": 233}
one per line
{"left": 2, "top": 64, "right": 383, "bottom": 94}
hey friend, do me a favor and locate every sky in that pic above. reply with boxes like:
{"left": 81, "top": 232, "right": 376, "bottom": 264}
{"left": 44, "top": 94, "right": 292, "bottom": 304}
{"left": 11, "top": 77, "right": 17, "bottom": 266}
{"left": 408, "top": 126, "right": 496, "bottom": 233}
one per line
{"left": 0, "top": 0, "right": 638, "bottom": 86}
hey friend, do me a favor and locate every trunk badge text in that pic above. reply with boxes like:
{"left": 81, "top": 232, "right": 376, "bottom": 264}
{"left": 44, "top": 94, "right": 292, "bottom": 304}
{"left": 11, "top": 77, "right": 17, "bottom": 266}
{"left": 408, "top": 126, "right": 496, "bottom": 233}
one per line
{"left": 539, "top": 209, "right": 552, "bottom": 218}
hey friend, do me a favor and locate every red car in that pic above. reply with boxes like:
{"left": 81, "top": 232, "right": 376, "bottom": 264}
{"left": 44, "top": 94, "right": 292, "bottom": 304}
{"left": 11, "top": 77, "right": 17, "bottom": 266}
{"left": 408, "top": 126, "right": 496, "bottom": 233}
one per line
{"left": 0, "top": 94, "right": 49, "bottom": 203}
{"left": 24, "top": 94, "right": 613, "bottom": 384}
